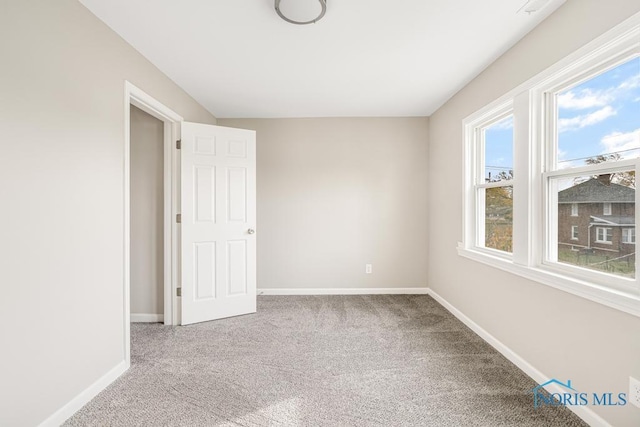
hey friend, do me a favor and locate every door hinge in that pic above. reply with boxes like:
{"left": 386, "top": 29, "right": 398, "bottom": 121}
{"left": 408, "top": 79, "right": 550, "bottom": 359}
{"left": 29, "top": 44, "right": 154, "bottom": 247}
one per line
{"left": 176, "top": 139, "right": 181, "bottom": 149}
{"left": 176, "top": 213, "right": 182, "bottom": 223}
{"left": 176, "top": 287, "right": 182, "bottom": 297}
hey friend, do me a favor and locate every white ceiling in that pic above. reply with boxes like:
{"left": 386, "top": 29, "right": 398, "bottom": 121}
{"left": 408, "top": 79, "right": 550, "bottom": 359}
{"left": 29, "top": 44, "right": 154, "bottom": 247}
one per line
{"left": 80, "top": 0, "right": 565, "bottom": 118}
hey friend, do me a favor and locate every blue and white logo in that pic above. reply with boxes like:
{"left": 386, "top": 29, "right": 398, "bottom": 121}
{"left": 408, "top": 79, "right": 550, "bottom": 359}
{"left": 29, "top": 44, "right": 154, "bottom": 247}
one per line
{"left": 532, "top": 379, "right": 627, "bottom": 408}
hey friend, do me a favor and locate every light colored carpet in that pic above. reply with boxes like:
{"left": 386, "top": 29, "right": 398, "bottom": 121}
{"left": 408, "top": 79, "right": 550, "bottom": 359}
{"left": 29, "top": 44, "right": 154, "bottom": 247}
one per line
{"left": 65, "top": 295, "right": 586, "bottom": 426}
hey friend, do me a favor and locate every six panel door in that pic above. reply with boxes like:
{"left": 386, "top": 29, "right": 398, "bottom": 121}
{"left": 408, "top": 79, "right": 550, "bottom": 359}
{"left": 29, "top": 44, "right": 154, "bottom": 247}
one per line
{"left": 180, "top": 122, "right": 256, "bottom": 325}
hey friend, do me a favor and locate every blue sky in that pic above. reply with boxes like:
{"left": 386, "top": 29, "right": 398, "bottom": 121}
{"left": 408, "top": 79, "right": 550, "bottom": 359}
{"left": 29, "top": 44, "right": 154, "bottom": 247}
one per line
{"left": 484, "top": 115, "right": 513, "bottom": 181}
{"left": 484, "top": 56, "right": 640, "bottom": 181}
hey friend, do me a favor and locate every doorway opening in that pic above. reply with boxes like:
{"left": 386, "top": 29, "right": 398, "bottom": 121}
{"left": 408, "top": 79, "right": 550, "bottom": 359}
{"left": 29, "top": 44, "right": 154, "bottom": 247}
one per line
{"left": 130, "top": 105, "right": 165, "bottom": 323}
{"left": 124, "top": 81, "right": 183, "bottom": 366}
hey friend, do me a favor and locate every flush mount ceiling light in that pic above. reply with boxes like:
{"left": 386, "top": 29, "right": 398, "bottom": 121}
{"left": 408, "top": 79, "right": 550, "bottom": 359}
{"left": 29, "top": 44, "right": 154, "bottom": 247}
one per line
{"left": 275, "top": 0, "right": 326, "bottom": 25}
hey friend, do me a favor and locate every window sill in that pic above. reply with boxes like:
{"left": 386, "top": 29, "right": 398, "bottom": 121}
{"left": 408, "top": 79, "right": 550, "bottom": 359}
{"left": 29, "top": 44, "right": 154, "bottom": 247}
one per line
{"left": 457, "top": 244, "right": 640, "bottom": 318}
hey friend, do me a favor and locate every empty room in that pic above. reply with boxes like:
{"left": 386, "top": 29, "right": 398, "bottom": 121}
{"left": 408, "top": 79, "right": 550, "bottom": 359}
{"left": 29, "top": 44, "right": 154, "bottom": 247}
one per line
{"left": 2, "top": 0, "right": 640, "bottom": 426}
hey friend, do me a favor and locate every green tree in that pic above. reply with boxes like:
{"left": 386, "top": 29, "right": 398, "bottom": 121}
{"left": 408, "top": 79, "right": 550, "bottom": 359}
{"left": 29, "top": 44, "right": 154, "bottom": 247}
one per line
{"left": 485, "top": 186, "right": 513, "bottom": 252}
{"left": 578, "top": 154, "right": 635, "bottom": 188}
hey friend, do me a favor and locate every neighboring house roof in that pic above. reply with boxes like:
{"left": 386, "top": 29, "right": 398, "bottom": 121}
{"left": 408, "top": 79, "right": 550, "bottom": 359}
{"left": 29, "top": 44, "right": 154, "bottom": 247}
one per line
{"left": 591, "top": 215, "right": 635, "bottom": 226}
{"left": 558, "top": 178, "right": 634, "bottom": 203}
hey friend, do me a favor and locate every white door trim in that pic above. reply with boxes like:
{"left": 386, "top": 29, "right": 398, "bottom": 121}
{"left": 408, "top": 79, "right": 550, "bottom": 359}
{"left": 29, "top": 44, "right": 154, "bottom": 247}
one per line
{"left": 124, "top": 81, "right": 183, "bottom": 365}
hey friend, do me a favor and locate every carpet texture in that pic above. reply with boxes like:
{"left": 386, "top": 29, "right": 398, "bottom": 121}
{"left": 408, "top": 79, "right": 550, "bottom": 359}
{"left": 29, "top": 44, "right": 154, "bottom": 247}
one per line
{"left": 65, "top": 295, "right": 587, "bottom": 426}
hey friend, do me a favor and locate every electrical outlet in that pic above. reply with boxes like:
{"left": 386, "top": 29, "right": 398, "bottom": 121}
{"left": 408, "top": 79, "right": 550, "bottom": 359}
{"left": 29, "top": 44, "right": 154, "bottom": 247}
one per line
{"left": 365, "top": 264, "right": 372, "bottom": 274}
{"left": 630, "top": 376, "right": 640, "bottom": 409}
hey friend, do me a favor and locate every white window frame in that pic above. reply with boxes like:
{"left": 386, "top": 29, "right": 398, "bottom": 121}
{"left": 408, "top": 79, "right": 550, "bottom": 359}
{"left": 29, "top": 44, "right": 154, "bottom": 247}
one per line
{"left": 622, "top": 228, "right": 636, "bottom": 244}
{"left": 595, "top": 227, "right": 613, "bottom": 244}
{"left": 463, "top": 102, "right": 514, "bottom": 259}
{"left": 571, "top": 203, "right": 578, "bottom": 216}
{"left": 603, "top": 202, "right": 612, "bottom": 216}
{"left": 459, "top": 13, "right": 640, "bottom": 318}
{"left": 571, "top": 225, "right": 579, "bottom": 240}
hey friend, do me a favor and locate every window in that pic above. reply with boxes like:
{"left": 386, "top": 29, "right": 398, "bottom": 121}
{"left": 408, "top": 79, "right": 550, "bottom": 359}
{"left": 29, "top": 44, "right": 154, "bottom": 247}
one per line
{"left": 596, "top": 227, "right": 613, "bottom": 243}
{"left": 469, "top": 109, "right": 514, "bottom": 254}
{"left": 623, "top": 228, "right": 636, "bottom": 244}
{"left": 547, "top": 56, "right": 638, "bottom": 279}
{"left": 460, "top": 18, "right": 640, "bottom": 317}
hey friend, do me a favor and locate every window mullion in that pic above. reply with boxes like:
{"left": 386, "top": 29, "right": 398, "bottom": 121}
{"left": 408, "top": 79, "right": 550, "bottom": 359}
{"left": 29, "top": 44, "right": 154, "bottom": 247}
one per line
{"left": 512, "top": 91, "right": 531, "bottom": 266}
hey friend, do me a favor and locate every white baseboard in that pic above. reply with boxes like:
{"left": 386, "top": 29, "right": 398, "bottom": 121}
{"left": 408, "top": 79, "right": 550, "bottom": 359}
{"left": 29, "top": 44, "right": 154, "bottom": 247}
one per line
{"left": 257, "top": 287, "right": 429, "bottom": 295}
{"left": 131, "top": 313, "right": 164, "bottom": 323}
{"left": 427, "top": 288, "right": 610, "bottom": 427}
{"left": 38, "top": 360, "right": 128, "bottom": 427}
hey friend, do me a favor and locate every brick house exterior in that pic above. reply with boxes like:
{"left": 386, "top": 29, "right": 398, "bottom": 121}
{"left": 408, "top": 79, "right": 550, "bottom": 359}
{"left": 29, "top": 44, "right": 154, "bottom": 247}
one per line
{"left": 558, "top": 177, "right": 635, "bottom": 256}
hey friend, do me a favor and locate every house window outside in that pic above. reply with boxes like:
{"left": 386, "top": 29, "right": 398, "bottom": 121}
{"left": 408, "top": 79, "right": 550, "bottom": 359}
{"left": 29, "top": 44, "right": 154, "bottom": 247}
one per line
{"left": 596, "top": 227, "right": 613, "bottom": 244}
{"left": 571, "top": 203, "right": 578, "bottom": 216}
{"left": 622, "top": 228, "right": 636, "bottom": 244}
{"left": 571, "top": 225, "right": 579, "bottom": 240}
{"left": 603, "top": 202, "right": 612, "bottom": 216}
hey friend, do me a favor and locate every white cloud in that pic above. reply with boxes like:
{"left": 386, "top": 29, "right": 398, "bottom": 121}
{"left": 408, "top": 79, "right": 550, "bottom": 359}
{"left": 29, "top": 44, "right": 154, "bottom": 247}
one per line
{"left": 617, "top": 73, "right": 640, "bottom": 91}
{"left": 558, "top": 106, "right": 617, "bottom": 133}
{"left": 557, "top": 158, "right": 588, "bottom": 170}
{"left": 557, "top": 72, "right": 639, "bottom": 110}
{"left": 601, "top": 128, "right": 640, "bottom": 154}
{"left": 491, "top": 157, "right": 505, "bottom": 165}
{"left": 557, "top": 148, "right": 567, "bottom": 160}
{"left": 558, "top": 89, "right": 613, "bottom": 110}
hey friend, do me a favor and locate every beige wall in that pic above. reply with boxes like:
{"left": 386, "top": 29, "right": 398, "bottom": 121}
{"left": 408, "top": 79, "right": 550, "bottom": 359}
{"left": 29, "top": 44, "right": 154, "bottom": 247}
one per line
{"left": 0, "top": 1, "right": 216, "bottom": 425}
{"left": 130, "top": 106, "right": 164, "bottom": 316}
{"left": 218, "top": 118, "right": 429, "bottom": 291}
{"left": 427, "top": 1, "right": 640, "bottom": 426}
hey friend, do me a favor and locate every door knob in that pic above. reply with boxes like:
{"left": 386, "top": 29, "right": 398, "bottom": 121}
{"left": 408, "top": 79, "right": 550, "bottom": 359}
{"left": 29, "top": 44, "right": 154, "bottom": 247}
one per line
{"left": 248, "top": 229, "right": 255, "bottom": 234}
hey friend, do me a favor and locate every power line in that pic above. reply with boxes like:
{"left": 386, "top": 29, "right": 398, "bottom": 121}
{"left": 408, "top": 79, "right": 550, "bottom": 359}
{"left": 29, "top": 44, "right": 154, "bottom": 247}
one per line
{"left": 558, "top": 147, "right": 640, "bottom": 164}
{"left": 484, "top": 146, "right": 640, "bottom": 169}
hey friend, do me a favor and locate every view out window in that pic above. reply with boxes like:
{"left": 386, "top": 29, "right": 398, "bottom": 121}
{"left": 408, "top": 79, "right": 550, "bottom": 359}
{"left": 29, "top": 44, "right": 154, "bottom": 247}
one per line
{"left": 547, "top": 57, "right": 639, "bottom": 279}
{"left": 477, "top": 114, "right": 514, "bottom": 253}
{"left": 623, "top": 228, "right": 636, "bottom": 244}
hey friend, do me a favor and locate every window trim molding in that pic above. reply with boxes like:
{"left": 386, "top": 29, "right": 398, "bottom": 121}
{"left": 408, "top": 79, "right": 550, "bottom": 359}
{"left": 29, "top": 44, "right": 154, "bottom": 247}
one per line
{"left": 463, "top": 100, "right": 514, "bottom": 256}
{"left": 460, "top": 11, "right": 640, "bottom": 318}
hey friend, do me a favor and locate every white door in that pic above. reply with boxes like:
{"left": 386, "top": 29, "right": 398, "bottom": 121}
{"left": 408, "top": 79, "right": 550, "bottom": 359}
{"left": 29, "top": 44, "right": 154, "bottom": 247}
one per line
{"left": 180, "top": 122, "right": 256, "bottom": 325}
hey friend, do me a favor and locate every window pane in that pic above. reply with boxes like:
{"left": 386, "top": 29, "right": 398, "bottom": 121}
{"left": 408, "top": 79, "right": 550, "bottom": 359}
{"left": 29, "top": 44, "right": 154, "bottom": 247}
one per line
{"left": 556, "top": 57, "right": 640, "bottom": 169}
{"left": 484, "top": 115, "right": 513, "bottom": 182}
{"left": 553, "top": 173, "right": 635, "bottom": 278}
{"left": 485, "top": 186, "right": 513, "bottom": 252}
